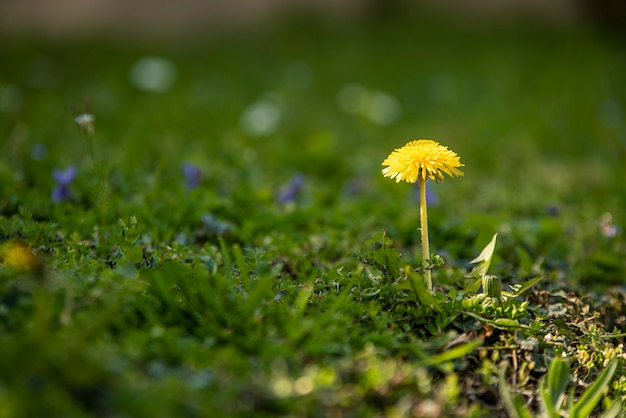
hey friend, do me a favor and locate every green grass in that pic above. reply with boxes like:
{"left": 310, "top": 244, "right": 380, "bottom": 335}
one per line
{"left": 1, "top": 16, "right": 626, "bottom": 417}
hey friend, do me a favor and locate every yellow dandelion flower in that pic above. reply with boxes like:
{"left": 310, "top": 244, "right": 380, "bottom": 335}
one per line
{"left": 1, "top": 242, "right": 39, "bottom": 270}
{"left": 381, "top": 139, "right": 464, "bottom": 183}
{"left": 381, "top": 139, "right": 464, "bottom": 292}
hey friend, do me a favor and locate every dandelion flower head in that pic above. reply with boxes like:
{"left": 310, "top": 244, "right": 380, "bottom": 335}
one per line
{"left": 382, "top": 139, "right": 464, "bottom": 183}
{"left": 1, "top": 242, "right": 39, "bottom": 270}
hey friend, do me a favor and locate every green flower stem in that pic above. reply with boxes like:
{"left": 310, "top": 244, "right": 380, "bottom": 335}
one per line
{"left": 419, "top": 176, "right": 432, "bottom": 291}
{"left": 78, "top": 117, "right": 110, "bottom": 225}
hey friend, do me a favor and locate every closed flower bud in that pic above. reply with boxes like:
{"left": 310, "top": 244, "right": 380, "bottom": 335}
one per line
{"left": 483, "top": 275, "right": 502, "bottom": 299}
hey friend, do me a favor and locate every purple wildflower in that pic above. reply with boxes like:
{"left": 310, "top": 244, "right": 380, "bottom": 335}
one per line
{"left": 52, "top": 166, "right": 77, "bottom": 203}
{"left": 546, "top": 205, "right": 560, "bottom": 217}
{"left": 181, "top": 162, "right": 202, "bottom": 190}
{"left": 277, "top": 174, "right": 305, "bottom": 205}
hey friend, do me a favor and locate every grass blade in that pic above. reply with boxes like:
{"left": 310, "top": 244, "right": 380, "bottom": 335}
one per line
{"left": 599, "top": 397, "right": 623, "bottom": 418}
{"left": 546, "top": 357, "right": 570, "bottom": 413}
{"left": 572, "top": 359, "right": 618, "bottom": 418}
{"left": 498, "top": 364, "right": 534, "bottom": 418}
{"left": 422, "top": 340, "right": 483, "bottom": 365}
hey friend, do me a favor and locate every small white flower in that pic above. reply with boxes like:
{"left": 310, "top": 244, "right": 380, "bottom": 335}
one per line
{"left": 74, "top": 113, "right": 95, "bottom": 136}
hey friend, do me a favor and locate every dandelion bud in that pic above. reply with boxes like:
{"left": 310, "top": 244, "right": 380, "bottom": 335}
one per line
{"left": 483, "top": 275, "right": 502, "bottom": 299}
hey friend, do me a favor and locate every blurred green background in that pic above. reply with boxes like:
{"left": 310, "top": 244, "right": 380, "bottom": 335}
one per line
{"left": 1, "top": 0, "right": 625, "bottom": 279}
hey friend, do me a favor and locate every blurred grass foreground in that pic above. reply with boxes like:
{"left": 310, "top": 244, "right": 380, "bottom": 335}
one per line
{"left": 1, "top": 1, "right": 626, "bottom": 417}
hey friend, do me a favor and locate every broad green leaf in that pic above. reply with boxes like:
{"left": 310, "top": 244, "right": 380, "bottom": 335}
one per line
{"left": 408, "top": 270, "right": 442, "bottom": 311}
{"left": 509, "top": 276, "right": 543, "bottom": 297}
{"left": 572, "top": 359, "right": 618, "bottom": 418}
{"left": 540, "top": 357, "right": 569, "bottom": 416}
{"left": 462, "top": 277, "right": 482, "bottom": 293}
{"left": 469, "top": 233, "right": 498, "bottom": 278}
{"left": 123, "top": 245, "right": 144, "bottom": 264}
